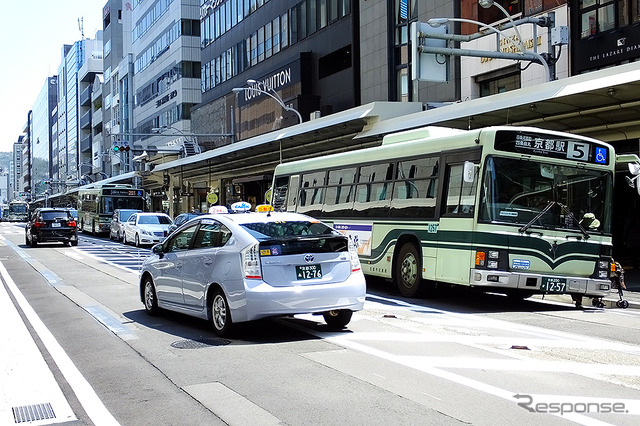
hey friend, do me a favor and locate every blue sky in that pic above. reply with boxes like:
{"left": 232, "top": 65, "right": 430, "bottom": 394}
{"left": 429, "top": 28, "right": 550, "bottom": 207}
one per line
{"left": 0, "top": 0, "right": 105, "bottom": 152}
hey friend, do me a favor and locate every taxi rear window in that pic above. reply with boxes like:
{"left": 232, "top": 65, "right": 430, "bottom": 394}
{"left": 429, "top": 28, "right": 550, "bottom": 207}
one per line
{"left": 240, "top": 221, "right": 336, "bottom": 240}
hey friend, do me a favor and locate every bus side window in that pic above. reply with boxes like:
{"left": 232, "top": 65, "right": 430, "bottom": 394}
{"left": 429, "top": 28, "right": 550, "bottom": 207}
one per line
{"left": 443, "top": 163, "right": 477, "bottom": 216}
{"left": 287, "top": 175, "right": 300, "bottom": 212}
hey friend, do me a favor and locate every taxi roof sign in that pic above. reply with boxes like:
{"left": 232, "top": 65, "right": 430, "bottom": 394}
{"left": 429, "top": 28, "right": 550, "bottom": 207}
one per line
{"left": 230, "top": 201, "right": 252, "bottom": 213}
{"left": 208, "top": 205, "right": 229, "bottom": 214}
{"left": 256, "top": 204, "right": 273, "bottom": 212}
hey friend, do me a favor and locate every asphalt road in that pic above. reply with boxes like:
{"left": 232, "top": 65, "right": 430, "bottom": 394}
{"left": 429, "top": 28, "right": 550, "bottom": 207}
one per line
{"left": 1, "top": 222, "right": 640, "bottom": 426}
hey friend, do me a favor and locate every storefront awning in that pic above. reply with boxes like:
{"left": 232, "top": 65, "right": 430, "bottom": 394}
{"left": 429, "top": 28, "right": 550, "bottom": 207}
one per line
{"left": 151, "top": 101, "right": 423, "bottom": 180}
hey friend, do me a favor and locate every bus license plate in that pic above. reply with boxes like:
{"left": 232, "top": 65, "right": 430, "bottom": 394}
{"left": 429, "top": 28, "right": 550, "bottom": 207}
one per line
{"left": 296, "top": 264, "right": 322, "bottom": 280}
{"left": 541, "top": 277, "right": 567, "bottom": 293}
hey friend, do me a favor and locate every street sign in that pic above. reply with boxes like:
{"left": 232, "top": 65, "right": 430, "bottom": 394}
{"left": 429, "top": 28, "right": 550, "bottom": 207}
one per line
{"left": 207, "top": 192, "right": 218, "bottom": 204}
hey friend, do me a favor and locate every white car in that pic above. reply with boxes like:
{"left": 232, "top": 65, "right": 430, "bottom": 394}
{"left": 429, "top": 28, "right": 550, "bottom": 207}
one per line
{"left": 123, "top": 212, "right": 173, "bottom": 247}
{"left": 139, "top": 211, "right": 366, "bottom": 336}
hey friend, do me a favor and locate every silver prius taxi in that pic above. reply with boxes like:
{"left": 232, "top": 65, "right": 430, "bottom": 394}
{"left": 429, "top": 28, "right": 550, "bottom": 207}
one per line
{"left": 139, "top": 211, "right": 366, "bottom": 336}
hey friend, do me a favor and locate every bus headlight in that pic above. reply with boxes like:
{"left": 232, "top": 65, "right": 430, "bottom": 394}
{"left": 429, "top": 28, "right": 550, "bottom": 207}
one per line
{"left": 488, "top": 260, "right": 499, "bottom": 269}
{"left": 475, "top": 251, "right": 486, "bottom": 267}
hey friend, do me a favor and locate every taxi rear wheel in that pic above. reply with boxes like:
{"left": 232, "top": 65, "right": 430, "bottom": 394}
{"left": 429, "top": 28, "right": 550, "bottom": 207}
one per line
{"left": 143, "top": 277, "right": 159, "bottom": 315}
{"left": 211, "top": 289, "right": 233, "bottom": 337}
{"left": 323, "top": 310, "right": 353, "bottom": 329}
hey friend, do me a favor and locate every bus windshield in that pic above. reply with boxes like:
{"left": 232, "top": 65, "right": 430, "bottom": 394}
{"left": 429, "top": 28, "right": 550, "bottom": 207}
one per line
{"left": 479, "top": 156, "right": 612, "bottom": 234}
{"left": 100, "top": 196, "right": 145, "bottom": 215}
{"left": 9, "top": 204, "right": 28, "bottom": 213}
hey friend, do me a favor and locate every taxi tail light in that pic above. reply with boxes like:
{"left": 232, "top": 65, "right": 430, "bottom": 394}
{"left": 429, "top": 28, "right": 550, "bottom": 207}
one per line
{"left": 242, "top": 243, "right": 262, "bottom": 279}
{"left": 348, "top": 239, "right": 361, "bottom": 272}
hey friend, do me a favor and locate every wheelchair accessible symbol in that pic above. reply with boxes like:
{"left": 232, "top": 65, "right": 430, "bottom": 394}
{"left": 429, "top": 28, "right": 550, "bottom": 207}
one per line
{"left": 595, "top": 147, "right": 607, "bottom": 164}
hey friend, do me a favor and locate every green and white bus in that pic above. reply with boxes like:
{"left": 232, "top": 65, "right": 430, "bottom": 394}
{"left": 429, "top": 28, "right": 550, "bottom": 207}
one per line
{"left": 77, "top": 184, "right": 145, "bottom": 234}
{"left": 271, "top": 126, "right": 640, "bottom": 303}
{"left": 7, "top": 200, "right": 29, "bottom": 222}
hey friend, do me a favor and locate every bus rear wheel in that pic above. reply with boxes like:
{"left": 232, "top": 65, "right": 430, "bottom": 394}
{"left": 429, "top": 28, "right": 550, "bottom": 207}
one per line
{"left": 395, "top": 243, "right": 422, "bottom": 298}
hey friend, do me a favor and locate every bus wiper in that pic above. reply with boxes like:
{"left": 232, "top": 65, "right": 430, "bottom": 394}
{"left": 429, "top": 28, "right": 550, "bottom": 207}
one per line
{"left": 518, "top": 201, "right": 591, "bottom": 240}
{"left": 557, "top": 202, "right": 590, "bottom": 240}
{"left": 519, "top": 201, "right": 556, "bottom": 234}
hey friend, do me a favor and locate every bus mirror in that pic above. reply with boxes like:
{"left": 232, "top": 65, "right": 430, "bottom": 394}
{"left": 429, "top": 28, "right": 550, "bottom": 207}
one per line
{"left": 463, "top": 161, "right": 477, "bottom": 183}
{"left": 628, "top": 162, "right": 640, "bottom": 176}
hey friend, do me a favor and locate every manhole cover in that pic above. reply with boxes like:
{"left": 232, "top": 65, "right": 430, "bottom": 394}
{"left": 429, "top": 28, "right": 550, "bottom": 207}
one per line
{"left": 171, "top": 338, "right": 230, "bottom": 349}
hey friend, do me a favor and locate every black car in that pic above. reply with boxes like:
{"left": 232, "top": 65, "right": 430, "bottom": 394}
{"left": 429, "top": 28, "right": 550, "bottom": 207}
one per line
{"left": 25, "top": 208, "right": 79, "bottom": 247}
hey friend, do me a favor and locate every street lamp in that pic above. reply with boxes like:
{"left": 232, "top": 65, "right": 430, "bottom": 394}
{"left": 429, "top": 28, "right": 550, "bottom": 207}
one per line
{"left": 427, "top": 17, "right": 524, "bottom": 55}
{"left": 233, "top": 79, "right": 303, "bottom": 124}
{"left": 478, "top": 0, "right": 525, "bottom": 53}
{"left": 424, "top": 11, "right": 552, "bottom": 81}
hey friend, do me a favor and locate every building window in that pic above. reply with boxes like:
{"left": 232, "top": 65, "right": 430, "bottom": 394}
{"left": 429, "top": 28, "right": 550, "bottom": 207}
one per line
{"left": 391, "top": 0, "right": 416, "bottom": 101}
{"left": 475, "top": 65, "right": 521, "bottom": 97}
{"left": 579, "top": 0, "right": 635, "bottom": 38}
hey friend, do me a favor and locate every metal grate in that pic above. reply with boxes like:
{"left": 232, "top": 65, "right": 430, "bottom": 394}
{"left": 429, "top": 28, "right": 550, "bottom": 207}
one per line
{"left": 12, "top": 403, "right": 56, "bottom": 423}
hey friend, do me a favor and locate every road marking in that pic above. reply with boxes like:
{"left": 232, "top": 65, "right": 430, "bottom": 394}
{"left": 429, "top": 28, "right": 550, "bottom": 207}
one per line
{"left": 183, "top": 382, "right": 282, "bottom": 426}
{"left": 289, "top": 294, "right": 640, "bottom": 426}
{"left": 0, "top": 262, "right": 120, "bottom": 425}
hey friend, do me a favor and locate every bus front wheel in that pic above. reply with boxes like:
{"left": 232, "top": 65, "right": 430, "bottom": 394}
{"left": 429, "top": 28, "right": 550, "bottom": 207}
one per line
{"left": 395, "top": 243, "right": 422, "bottom": 298}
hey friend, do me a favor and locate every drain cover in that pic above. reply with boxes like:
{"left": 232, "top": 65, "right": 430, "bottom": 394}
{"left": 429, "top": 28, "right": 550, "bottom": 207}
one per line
{"left": 171, "top": 338, "right": 230, "bottom": 349}
{"left": 12, "top": 403, "right": 55, "bottom": 423}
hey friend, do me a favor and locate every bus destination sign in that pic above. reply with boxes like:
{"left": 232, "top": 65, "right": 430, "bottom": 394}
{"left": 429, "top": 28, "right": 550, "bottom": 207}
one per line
{"left": 103, "top": 189, "right": 144, "bottom": 196}
{"left": 495, "top": 131, "right": 609, "bottom": 165}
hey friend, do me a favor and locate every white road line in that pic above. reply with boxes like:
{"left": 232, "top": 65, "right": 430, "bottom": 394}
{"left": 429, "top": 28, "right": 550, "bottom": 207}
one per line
{"left": 0, "top": 267, "right": 76, "bottom": 425}
{"left": 0, "top": 263, "right": 120, "bottom": 425}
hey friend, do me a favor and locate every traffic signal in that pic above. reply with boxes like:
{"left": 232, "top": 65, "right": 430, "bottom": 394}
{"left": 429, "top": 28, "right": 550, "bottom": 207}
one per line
{"left": 113, "top": 144, "right": 130, "bottom": 152}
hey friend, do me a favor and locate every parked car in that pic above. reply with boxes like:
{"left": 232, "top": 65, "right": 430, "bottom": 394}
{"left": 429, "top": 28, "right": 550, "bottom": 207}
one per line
{"left": 168, "top": 212, "right": 205, "bottom": 234}
{"left": 139, "top": 211, "right": 366, "bottom": 336}
{"left": 123, "top": 212, "right": 173, "bottom": 247}
{"left": 25, "top": 207, "right": 78, "bottom": 247}
{"left": 110, "top": 209, "right": 142, "bottom": 241}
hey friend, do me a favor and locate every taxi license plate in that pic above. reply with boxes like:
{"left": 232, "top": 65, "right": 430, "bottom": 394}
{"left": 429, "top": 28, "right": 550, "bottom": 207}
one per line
{"left": 51, "top": 223, "right": 61, "bottom": 228}
{"left": 296, "top": 264, "right": 322, "bottom": 280}
{"left": 541, "top": 277, "right": 567, "bottom": 293}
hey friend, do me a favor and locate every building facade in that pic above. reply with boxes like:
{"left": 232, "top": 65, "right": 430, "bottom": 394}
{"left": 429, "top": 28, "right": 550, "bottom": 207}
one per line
{"left": 55, "top": 34, "right": 103, "bottom": 184}
{"left": 31, "top": 77, "right": 59, "bottom": 197}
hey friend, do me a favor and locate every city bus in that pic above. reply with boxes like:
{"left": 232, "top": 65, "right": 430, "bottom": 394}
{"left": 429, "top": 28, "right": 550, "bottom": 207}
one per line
{"left": 7, "top": 200, "right": 30, "bottom": 222}
{"left": 271, "top": 126, "right": 640, "bottom": 305}
{"left": 77, "top": 184, "right": 145, "bottom": 234}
